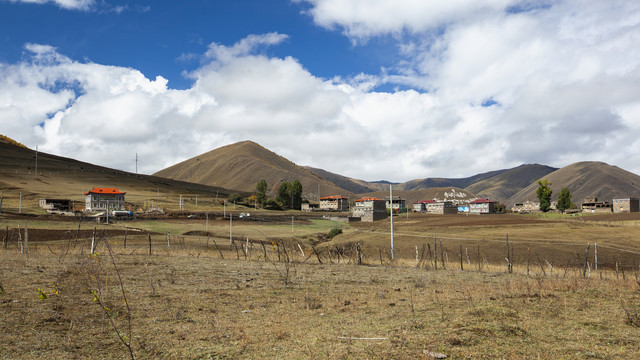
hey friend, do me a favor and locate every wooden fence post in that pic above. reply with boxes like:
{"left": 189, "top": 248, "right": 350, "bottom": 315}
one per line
{"left": 433, "top": 235, "right": 438, "bottom": 270}
{"left": 148, "top": 232, "right": 152, "bottom": 255}
{"left": 459, "top": 245, "right": 463, "bottom": 271}
{"left": 24, "top": 221, "right": 28, "bottom": 255}
{"left": 582, "top": 243, "right": 590, "bottom": 278}
{"left": 90, "top": 227, "right": 96, "bottom": 255}
{"left": 167, "top": 232, "right": 171, "bottom": 249}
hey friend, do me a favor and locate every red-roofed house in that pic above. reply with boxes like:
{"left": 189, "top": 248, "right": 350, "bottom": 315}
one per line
{"left": 319, "top": 195, "right": 349, "bottom": 211}
{"left": 413, "top": 200, "right": 435, "bottom": 212}
{"left": 469, "top": 199, "right": 495, "bottom": 214}
{"left": 85, "top": 187, "right": 126, "bottom": 211}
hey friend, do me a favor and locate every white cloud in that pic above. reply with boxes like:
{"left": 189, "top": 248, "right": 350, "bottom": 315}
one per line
{"left": 8, "top": 0, "right": 94, "bottom": 10}
{"left": 2, "top": 0, "right": 640, "bottom": 183}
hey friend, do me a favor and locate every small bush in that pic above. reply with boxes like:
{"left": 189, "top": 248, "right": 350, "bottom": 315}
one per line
{"left": 228, "top": 193, "right": 243, "bottom": 204}
{"left": 328, "top": 228, "right": 342, "bottom": 239}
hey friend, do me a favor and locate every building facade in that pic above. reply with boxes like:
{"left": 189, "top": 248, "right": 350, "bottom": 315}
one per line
{"left": 385, "top": 196, "right": 406, "bottom": 211}
{"left": 469, "top": 199, "right": 496, "bottom": 214}
{"left": 581, "top": 197, "right": 612, "bottom": 213}
{"left": 426, "top": 201, "right": 458, "bottom": 214}
{"left": 613, "top": 198, "right": 640, "bottom": 213}
{"left": 352, "top": 197, "right": 388, "bottom": 222}
{"left": 85, "top": 187, "right": 126, "bottom": 211}
{"left": 319, "top": 195, "right": 349, "bottom": 211}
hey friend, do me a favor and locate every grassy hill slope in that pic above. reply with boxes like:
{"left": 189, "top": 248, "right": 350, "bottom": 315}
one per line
{"left": 506, "top": 161, "right": 640, "bottom": 206}
{"left": 153, "top": 141, "right": 350, "bottom": 200}
{"left": 465, "top": 164, "right": 558, "bottom": 203}
{"left": 0, "top": 138, "right": 233, "bottom": 213}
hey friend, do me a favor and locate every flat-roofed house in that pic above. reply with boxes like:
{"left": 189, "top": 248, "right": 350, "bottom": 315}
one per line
{"left": 581, "top": 197, "right": 612, "bottom": 213}
{"left": 385, "top": 196, "right": 406, "bottom": 211}
{"left": 352, "top": 197, "right": 388, "bottom": 222}
{"left": 85, "top": 187, "right": 126, "bottom": 211}
{"left": 319, "top": 195, "right": 349, "bottom": 211}
{"left": 613, "top": 198, "right": 639, "bottom": 213}
{"left": 426, "top": 201, "right": 458, "bottom": 214}
{"left": 469, "top": 198, "right": 496, "bottom": 214}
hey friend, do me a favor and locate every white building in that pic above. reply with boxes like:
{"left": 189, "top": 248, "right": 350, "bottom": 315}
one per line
{"left": 85, "top": 187, "right": 126, "bottom": 211}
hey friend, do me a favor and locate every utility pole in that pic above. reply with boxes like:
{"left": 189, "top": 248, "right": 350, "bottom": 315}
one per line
{"left": 135, "top": 153, "right": 138, "bottom": 174}
{"left": 390, "top": 185, "right": 394, "bottom": 260}
{"left": 35, "top": 145, "right": 38, "bottom": 179}
{"left": 229, "top": 213, "right": 233, "bottom": 244}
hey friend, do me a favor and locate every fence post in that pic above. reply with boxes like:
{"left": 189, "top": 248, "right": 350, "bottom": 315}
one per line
{"left": 433, "top": 235, "right": 438, "bottom": 270}
{"left": 24, "top": 221, "right": 28, "bottom": 256}
{"left": 459, "top": 245, "right": 463, "bottom": 271}
{"left": 582, "top": 243, "right": 590, "bottom": 278}
{"left": 167, "top": 232, "right": 171, "bottom": 249}
{"left": 594, "top": 241, "right": 598, "bottom": 270}
{"left": 148, "top": 232, "right": 152, "bottom": 256}
{"left": 506, "top": 234, "right": 512, "bottom": 274}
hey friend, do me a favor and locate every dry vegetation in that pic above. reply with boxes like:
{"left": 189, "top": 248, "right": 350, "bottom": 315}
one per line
{"left": 2, "top": 213, "right": 640, "bottom": 359}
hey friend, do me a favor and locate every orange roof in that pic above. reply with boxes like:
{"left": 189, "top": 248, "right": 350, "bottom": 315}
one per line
{"left": 355, "top": 197, "right": 382, "bottom": 202}
{"left": 85, "top": 187, "right": 125, "bottom": 195}
{"left": 320, "top": 195, "right": 348, "bottom": 200}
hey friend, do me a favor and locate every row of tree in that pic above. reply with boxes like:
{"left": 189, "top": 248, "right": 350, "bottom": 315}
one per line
{"left": 256, "top": 179, "right": 303, "bottom": 210}
{"left": 536, "top": 179, "right": 574, "bottom": 213}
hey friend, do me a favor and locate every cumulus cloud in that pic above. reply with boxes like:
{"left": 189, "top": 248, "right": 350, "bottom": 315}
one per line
{"left": 8, "top": 0, "right": 94, "bottom": 10}
{"left": 2, "top": 0, "right": 640, "bottom": 182}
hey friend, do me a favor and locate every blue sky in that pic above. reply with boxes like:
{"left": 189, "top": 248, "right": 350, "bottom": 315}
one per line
{"left": 1, "top": 0, "right": 640, "bottom": 182}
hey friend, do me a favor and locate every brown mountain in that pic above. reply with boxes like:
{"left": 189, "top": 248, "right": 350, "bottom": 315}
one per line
{"left": 153, "top": 141, "right": 350, "bottom": 200}
{"left": 303, "top": 166, "right": 378, "bottom": 194}
{"left": 396, "top": 169, "right": 508, "bottom": 191}
{"left": 465, "top": 164, "right": 558, "bottom": 203}
{"left": 0, "top": 136, "right": 232, "bottom": 212}
{"left": 506, "top": 161, "right": 640, "bottom": 206}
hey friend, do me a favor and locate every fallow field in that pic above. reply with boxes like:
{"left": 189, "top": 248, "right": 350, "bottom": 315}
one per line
{"left": 2, "top": 212, "right": 640, "bottom": 359}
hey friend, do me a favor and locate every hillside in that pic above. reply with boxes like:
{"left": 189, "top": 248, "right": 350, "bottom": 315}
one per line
{"left": 359, "top": 187, "right": 477, "bottom": 205}
{"left": 465, "top": 164, "right": 558, "bottom": 203}
{"left": 506, "top": 161, "right": 640, "bottom": 206}
{"left": 303, "top": 166, "right": 377, "bottom": 194}
{"left": 0, "top": 138, "right": 233, "bottom": 212}
{"left": 153, "top": 141, "right": 350, "bottom": 200}
{"left": 396, "top": 168, "right": 509, "bottom": 191}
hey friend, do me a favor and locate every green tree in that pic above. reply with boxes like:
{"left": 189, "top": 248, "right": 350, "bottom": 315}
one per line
{"left": 256, "top": 179, "right": 268, "bottom": 205}
{"left": 557, "top": 187, "right": 573, "bottom": 213}
{"left": 277, "top": 182, "right": 292, "bottom": 209}
{"left": 290, "top": 180, "right": 303, "bottom": 210}
{"left": 536, "top": 179, "right": 553, "bottom": 212}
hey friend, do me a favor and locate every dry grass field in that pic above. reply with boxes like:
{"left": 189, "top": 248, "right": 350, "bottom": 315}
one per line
{"left": 2, "top": 212, "right": 640, "bottom": 359}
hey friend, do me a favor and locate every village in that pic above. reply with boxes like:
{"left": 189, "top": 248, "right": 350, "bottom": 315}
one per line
{"left": 36, "top": 186, "right": 640, "bottom": 223}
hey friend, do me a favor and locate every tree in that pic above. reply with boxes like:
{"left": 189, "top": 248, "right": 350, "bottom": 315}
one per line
{"left": 536, "top": 179, "right": 553, "bottom": 212}
{"left": 290, "top": 180, "right": 303, "bottom": 210}
{"left": 277, "top": 182, "right": 292, "bottom": 209}
{"left": 256, "top": 179, "right": 268, "bottom": 205}
{"left": 557, "top": 187, "right": 573, "bottom": 213}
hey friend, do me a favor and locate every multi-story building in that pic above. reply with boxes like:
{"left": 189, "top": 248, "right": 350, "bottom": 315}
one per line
{"left": 385, "top": 196, "right": 406, "bottom": 211}
{"left": 85, "top": 187, "right": 126, "bottom": 211}
{"left": 319, "top": 195, "right": 349, "bottom": 211}
{"left": 613, "top": 198, "right": 639, "bottom": 213}
{"left": 469, "top": 198, "right": 496, "bottom": 214}
{"left": 352, "top": 197, "right": 388, "bottom": 222}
